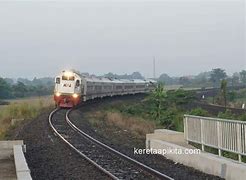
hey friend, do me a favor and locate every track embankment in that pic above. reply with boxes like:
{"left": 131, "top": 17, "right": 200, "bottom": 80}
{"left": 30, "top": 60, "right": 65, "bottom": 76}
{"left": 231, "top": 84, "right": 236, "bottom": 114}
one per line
{"left": 7, "top": 95, "right": 223, "bottom": 180}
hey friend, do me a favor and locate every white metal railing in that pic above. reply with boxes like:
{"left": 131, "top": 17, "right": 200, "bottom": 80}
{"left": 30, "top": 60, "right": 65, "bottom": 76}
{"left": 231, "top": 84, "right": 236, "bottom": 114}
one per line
{"left": 184, "top": 114, "right": 246, "bottom": 162}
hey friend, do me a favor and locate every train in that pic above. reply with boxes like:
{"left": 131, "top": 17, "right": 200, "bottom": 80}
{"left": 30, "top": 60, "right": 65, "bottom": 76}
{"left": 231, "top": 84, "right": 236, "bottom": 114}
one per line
{"left": 54, "top": 70, "right": 156, "bottom": 107}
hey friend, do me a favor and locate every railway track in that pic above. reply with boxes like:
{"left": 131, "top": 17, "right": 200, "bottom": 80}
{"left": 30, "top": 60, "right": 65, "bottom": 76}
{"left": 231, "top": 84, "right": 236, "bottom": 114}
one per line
{"left": 49, "top": 108, "right": 173, "bottom": 180}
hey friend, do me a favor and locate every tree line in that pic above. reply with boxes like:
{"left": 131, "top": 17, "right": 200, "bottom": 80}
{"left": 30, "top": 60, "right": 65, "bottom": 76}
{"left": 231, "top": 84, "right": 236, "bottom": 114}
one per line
{"left": 0, "top": 68, "right": 245, "bottom": 99}
{"left": 0, "top": 77, "right": 54, "bottom": 99}
{"left": 159, "top": 69, "right": 246, "bottom": 87}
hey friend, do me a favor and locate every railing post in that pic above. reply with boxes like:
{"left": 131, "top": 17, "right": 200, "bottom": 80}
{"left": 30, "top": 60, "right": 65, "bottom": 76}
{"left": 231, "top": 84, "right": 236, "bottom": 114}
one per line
{"left": 184, "top": 116, "right": 188, "bottom": 144}
{"left": 184, "top": 115, "right": 246, "bottom": 161}
{"left": 201, "top": 119, "right": 204, "bottom": 151}
{"left": 237, "top": 123, "right": 242, "bottom": 162}
{"left": 217, "top": 121, "right": 221, "bottom": 156}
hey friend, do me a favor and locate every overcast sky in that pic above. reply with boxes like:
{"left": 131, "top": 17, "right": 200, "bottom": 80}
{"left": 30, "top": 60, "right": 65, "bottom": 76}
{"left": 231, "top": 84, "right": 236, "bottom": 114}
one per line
{"left": 0, "top": 0, "right": 245, "bottom": 79}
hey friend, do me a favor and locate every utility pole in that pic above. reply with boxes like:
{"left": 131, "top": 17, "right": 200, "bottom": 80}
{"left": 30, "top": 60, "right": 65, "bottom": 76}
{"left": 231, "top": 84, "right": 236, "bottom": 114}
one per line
{"left": 153, "top": 56, "right": 156, "bottom": 79}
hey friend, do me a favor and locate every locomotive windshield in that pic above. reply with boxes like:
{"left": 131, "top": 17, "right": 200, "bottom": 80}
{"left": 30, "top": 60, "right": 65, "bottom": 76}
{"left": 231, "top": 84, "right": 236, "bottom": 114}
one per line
{"left": 62, "top": 76, "right": 75, "bottom": 81}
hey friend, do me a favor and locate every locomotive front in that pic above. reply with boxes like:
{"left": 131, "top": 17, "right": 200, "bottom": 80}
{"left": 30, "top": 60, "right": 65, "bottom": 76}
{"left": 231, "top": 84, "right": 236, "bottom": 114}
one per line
{"left": 54, "top": 70, "right": 82, "bottom": 107}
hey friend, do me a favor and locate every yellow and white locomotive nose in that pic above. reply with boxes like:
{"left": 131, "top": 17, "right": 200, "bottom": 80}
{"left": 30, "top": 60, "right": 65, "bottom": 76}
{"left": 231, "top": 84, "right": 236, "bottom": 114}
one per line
{"left": 54, "top": 70, "right": 82, "bottom": 108}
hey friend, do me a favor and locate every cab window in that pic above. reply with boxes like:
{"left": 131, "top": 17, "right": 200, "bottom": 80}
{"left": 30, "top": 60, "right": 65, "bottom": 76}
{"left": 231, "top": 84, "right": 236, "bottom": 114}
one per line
{"left": 75, "top": 80, "right": 80, "bottom": 87}
{"left": 56, "top": 77, "right": 60, "bottom": 84}
{"left": 62, "top": 76, "right": 75, "bottom": 81}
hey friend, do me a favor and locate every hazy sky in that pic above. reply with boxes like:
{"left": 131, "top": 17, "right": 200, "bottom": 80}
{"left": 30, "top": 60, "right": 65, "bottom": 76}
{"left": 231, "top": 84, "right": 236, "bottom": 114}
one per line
{"left": 0, "top": 0, "right": 245, "bottom": 79}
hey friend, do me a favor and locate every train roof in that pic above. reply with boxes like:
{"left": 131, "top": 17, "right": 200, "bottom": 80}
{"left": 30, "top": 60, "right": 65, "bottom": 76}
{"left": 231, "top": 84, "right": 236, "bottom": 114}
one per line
{"left": 58, "top": 70, "right": 152, "bottom": 84}
{"left": 84, "top": 76, "right": 148, "bottom": 84}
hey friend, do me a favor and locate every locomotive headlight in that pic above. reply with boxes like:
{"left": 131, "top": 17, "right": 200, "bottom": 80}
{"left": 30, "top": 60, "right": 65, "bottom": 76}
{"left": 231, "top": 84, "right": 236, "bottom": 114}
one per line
{"left": 64, "top": 71, "right": 73, "bottom": 77}
{"left": 55, "top": 92, "right": 61, "bottom": 97}
{"left": 72, "top": 93, "right": 78, "bottom": 98}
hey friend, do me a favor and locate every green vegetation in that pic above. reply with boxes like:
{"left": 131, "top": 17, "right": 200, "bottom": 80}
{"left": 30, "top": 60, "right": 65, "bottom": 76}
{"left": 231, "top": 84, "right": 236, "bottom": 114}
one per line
{"left": 204, "top": 78, "right": 246, "bottom": 108}
{"left": 105, "top": 84, "right": 245, "bottom": 135}
{"left": 84, "top": 82, "right": 245, "bottom": 162}
{"left": 220, "top": 79, "right": 227, "bottom": 107}
{"left": 217, "top": 110, "right": 246, "bottom": 121}
{"left": 240, "top": 70, "right": 246, "bottom": 84}
{"left": 210, "top": 68, "right": 227, "bottom": 87}
{"left": 0, "top": 96, "right": 54, "bottom": 139}
{"left": 217, "top": 110, "right": 236, "bottom": 119}
{"left": 158, "top": 68, "right": 245, "bottom": 88}
{"left": 147, "top": 84, "right": 167, "bottom": 121}
{"left": 0, "top": 77, "right": 53, "bottom": 99}
{"left": 105, "top": 85, "right": 196, "bottom": 132}
{"left": 0, "top": 76, "right": 53, "bottom": 139}
{"left": 189, "top": 108, "right": 209, "bottom": 116}
{"left": 104, "top": 72, "right": 144, "bottom": 80}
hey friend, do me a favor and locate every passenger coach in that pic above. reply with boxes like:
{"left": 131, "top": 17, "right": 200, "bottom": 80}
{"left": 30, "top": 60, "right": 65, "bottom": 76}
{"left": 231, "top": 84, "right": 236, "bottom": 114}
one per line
{"left": 54, "top": 70, "right": 156, "bottom": 107}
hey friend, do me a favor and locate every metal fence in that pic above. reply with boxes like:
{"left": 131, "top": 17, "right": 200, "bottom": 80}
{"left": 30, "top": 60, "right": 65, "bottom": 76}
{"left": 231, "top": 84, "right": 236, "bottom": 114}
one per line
{"left": 184, "top": 115, "right": 246, "bottom": 162}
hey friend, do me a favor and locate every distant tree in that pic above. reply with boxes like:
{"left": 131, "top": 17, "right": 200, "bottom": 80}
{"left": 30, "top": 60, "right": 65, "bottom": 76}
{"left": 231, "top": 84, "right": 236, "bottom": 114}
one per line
{"left": 193, "top": 72, "right": 210, "bottom": 85}
{"left": 104, "top": 72, "right": 115, "bottom": 78}
{"left": 210, "top": 68, "right": 227, "bottom": 87}
{"left": 104, "top": 72, "right": 144, "bottom": 80}
{"left": 195, "top": 71, "right": 211, "bottom": 80}
{"left": 158, "top": 73, "right": 174, "bottom": 85}
{"left": 12, "top": 82, "right": 27, "bottom": 98}
{"left": 220, "top": 79, "right": 227, "bottom": 108}
{"left": 179, "top": 76, "right": 191, "bottom": 86}
{"left": 0, "top": 78, "right": 12, "bottom": 99}
{"left": 131, "top": 72, "right": 144, "bottom": 79}
{"left": 240, "top": 70, "right": 246, "bottom": 84}
{"left": 231, "top": 73, "right": 240, "bottom": 87}
{"left": 17, "top": 78, "right": 32, "bottom": 86}
{"left": 4, "top": 78, "right": 14, "bottom": 85}
{"left": 0, "top": 76, "right": 54, "bottom": 99}
{"left": 32, "top": 77, "right": 43, "bottom": 86}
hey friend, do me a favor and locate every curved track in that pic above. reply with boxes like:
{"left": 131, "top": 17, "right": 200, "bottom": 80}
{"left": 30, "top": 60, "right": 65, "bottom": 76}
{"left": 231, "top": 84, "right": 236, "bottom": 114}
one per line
{"left": 49, "top": 108, "right": 173, "bottom": 180}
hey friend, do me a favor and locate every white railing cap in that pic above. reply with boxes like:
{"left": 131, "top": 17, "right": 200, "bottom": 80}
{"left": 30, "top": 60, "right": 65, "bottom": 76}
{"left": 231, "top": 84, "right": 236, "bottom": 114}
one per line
{"left": 184, "top": 114, "right": 246, "bottom": 124}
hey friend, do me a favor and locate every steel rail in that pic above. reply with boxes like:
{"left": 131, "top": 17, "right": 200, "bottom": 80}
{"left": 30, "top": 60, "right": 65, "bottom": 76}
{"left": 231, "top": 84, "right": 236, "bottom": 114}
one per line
{"left": 66, "top": 109, "right": 174, "bottom": 180}
{"left": 48, "top": 108, "right": 119, "bottom": 180}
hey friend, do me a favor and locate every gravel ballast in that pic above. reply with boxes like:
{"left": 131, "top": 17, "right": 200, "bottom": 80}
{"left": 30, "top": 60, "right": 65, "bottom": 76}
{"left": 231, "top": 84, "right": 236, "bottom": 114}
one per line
{"left": 8, "top": 95, "right": 223, "bottom": 180}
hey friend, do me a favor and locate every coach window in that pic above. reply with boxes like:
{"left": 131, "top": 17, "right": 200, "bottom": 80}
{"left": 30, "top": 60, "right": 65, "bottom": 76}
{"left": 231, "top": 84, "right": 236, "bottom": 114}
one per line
{"left": 76, "top": 80, "right": 80, "bottom": 87}
{"left": 56, "top": 77, "right": 60, "bottom": 84}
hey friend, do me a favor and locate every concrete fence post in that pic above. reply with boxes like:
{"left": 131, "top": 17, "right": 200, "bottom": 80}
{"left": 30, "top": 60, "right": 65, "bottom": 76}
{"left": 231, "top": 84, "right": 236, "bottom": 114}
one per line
{"left": 184, "top": 116, "right": 188, "bottom": 143}
{"left": 237, "top": 123, "right": 242, "bottom": 162}
{"left": 201, "top": 119, "right": 204, "bottom": 151}
{"left": 217, "top": 121, "right": 222, "bottom": 156}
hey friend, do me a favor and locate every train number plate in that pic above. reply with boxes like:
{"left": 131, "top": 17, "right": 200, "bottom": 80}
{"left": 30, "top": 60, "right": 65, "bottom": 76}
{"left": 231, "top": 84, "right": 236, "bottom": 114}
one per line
{"left": 63, "top": 83, "right": 71, "bottom": 87}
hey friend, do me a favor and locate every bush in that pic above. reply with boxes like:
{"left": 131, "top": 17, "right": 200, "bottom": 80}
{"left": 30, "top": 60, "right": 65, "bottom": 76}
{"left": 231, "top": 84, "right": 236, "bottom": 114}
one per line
{"left": 166, "top": 89, "right": 195, "bottom": 105}
{"left": 189, "top": 108, "right": 209, "bottom": 116}
{"left": 239, "top": 114, "right": 246, "bottom": 121}
{"left": 228, "top": 91, "right": 237, "bottom": 102}
{"left": 159, "top": 108, "right": 176, "bottom": 127}
{"left": 158, "top": 107, "right": 184, "bottom": 131}
{"left": 120, "top": 104, "right": 143, "bottom": 116}
{"left": 217, "top": 110, "right": 236, "bottom": 120}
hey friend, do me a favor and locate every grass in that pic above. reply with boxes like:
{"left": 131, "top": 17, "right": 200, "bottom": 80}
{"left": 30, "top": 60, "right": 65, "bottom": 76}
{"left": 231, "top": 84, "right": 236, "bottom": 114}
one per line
{"left": 106, "top": 112, "right": 156, "bottom": 136}
{"left": 0, "top": 96, "right": 54, "bottom": 139}
{"left": 103, "top": 100, "right": 186, "bottom": 133}
{"left": 87, "top": 111, "right": 156, "bottom": 137}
